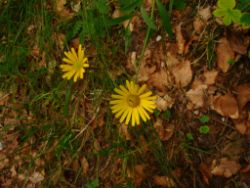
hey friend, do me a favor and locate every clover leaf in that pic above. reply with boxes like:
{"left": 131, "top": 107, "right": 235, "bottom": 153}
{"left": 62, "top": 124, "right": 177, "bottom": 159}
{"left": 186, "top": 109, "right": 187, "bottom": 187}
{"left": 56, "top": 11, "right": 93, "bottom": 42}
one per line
{"left": 213, "top": 0, "right": 242, "bottom": 26}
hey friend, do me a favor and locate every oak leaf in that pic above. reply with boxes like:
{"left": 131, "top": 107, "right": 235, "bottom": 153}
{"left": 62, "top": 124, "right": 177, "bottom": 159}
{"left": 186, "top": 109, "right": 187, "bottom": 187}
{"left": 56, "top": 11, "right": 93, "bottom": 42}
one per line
{"left": 211, "top": 158, "right": 241, "bottom": 178}
{"left": 171, "top": 60, "right": 193, "bottom": 87}
{"left": 216, "top": 37, "right": 235, "bottom": 73}
{"left": 235, "top": 84, "right": 250, "bottom": 109}
{"left": 211, "top": 94, "right": 239, "bottom": 119}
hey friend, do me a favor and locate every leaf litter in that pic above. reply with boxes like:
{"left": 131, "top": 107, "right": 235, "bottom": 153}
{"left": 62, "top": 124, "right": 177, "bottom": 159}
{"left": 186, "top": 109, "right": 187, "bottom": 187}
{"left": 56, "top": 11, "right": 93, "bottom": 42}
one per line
{"left": 1, "top": 0, "right": 250, "bottom": 187}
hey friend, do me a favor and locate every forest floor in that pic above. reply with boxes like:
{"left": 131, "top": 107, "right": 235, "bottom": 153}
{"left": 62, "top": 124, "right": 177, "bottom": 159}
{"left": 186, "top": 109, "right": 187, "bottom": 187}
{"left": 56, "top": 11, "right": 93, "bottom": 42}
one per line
{"left": 0, "top": 0, "right": 250, "bottom": 187}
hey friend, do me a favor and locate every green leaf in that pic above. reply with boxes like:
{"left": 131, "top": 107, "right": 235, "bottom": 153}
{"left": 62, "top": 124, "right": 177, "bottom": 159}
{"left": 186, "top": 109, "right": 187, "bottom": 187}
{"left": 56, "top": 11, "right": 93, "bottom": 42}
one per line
{"left": 241, "top": 13, "right": 250, "bottom": 26}
{"left": 86, "top": 179, "right": 99, "bottom": 188}
{"left": 119, "top": 0, "right": 143, "bottom": 14}
{"left": 140, "top": 7, "right": 157, "bottom": 30}
{"left": 227, "top": 59, "right": 235, "bottom": 65}
{"left": 162, "top": 109, "right": 171, "bottom": 120}
{"left": 199, "top": 115, "right": 210, "bottom": 123}
{"left": 156, "top": 0, "right": 174, "bottom": 39}
{"left": 218, "top": 0, "right": 236, "bottom": 9}
{"left": 173, "top": 0, "right": 186, "bottom": 10}
{"left": 199, "top": 125, "right": 210, "bottom": 134}
{"left": 213, "top": 9, "right": 227, "bottom": 17}
{"left": 186, "top": 133, "right": 194, "bottom": 141}
{"left": 105, "top": 15, "right": 133, "bottom": 26}
{"left": 94, "top": 0, "right": 110, "bottom": 14}
{"left": 237, "top": 0, "right": 250, "bottom": 11}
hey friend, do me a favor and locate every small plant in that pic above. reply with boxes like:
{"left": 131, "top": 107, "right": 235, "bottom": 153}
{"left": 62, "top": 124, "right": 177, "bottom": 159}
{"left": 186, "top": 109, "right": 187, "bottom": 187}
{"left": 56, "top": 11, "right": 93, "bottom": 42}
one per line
{"left": 213, "top": 0, "right": 250, "bottom": 27}
{"left": 186, "top": 133, "right": 194, "bottom": 141}
{"left": 86, "top": 179, "right": 99, "bottom": 188}
{"left": 199, "top": 115, "right": 210, "bottom": 123}
{"left": 199, "top": 125, "right": 210, "bottom": 134}
{"left": 198, "top": 115, "right": 210, "bottom": 134}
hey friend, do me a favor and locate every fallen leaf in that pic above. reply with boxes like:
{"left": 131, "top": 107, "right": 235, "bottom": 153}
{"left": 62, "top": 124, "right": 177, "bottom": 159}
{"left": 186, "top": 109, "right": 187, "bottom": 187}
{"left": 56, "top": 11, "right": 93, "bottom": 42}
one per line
{"left": 112, "top": 9, "right": 133, "bottom": 31}
{"left": 119, "top": 123, "right": 131, "bottom": 140}
{"left": 212, "top": 94, "right": 239, "bottom": 119}
{"left": 211, "top": 158, "right": 241, "bottom": 178}
{"left": 203, "top": 70, "right": 218, "bottom": 85}
{"left": 156, "top": 95, "right": 174, "bottom": 111}
{"left": 0, "top": 154, "right": 9, "bottom": 170}
{"left": 186, "top": 84, "right": 207, "bottom": 108}
{"left": 134, "top": 165, "right": 146, "bottom": 187}
{"left": 234, "top": 120, "right": 247, "bottom": 135}
{"left": 171, "top": 60, "right": 193, "bottom": 87}
{"left": 235, "top": 84, "right": 250, "bottom": 109}
{"left": 148, "top": 69, "right": 171, "bottom": 91}
{"left": 138, "top": 49, "right": 156, "bottom": 82}
{"left": 154, "top": 118, "right": 175, "bottom": 141}
{"left": 126, "top": 51, "right": 137, "bottom": 73}
{"left": 199, "top": 163, "right": 211, "bottom": 185}
{"left": 241, "top": 164, "right": 250, "bottom": 173}
{"left": 174, "top": 23, "right": 185, "bottom": 55}
{"left": 54, "top": 0, "right": 73, "bottom": 19}
{"left": 216, "top": 37, "right": 235, "bottom": 73}
{"left": 227, "top": 31, "right": 250, "bottom": 55}
{"left": 193, "top": 6, "right": 212, "bottom": 33}
{"left": 81, "top": 157, "right": 89, "bottom": 175}
{"left": 29, "top": 171, "right": 44, "bottom": 184}
{"left": 153, "top": 175, "right": 175, "bottom": 187}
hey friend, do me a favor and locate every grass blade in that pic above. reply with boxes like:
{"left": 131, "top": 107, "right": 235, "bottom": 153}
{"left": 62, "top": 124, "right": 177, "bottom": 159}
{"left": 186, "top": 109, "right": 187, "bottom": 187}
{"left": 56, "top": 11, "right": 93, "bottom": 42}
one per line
{"left": 140, "top": 7, "right": 157, "bottom": 30}
{"left": 156, "top": 0, "right": 174, "bottom": 39}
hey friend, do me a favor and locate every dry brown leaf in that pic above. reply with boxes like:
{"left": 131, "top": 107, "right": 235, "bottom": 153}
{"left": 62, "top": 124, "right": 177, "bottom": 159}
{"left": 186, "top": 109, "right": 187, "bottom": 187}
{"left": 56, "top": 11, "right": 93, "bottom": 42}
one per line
{"left": 126, "top": 51, "right": 137, "bottom": 72}
{"left": 186, "top": 84, "right": 207, "bottom": 108}
{"left": 119, "top": 123, "right": 131, "bottom": 140}
{"left": 211, "top": 158, "right": 241, "bottom": 178}
{"left": 0, "top": 91, "right": 9, "bottom": 106}
{"left": 166, "top": 52, "right": 180, "bottom": 67}
{"left": 0, "top": 154, "right": 9, "bottom": 170}
{"left": 203, "top": 70, "right": 218, "bottom": 85}
{"left": 212, "top": 94, "right": 239, "bottom": 119}
{"left": 29, "top": 171, "right": 45, "bottom": 184}
{"left": 234, "top": 120, "right": 247, "bottom": 135}
{"left": 156, "top": 95, "right": 174, "bottom": 111}
{"left": 148, "top": 69, "right": 171, "bottom": 91}
{"left": 174, "top": 23, "right": 185, "bottom": 55}
{"left": 199, "top": 163, "right": 211, "bottom": 185}
{"left": 81, "top": 157, "right": 89, "bottom": 175}
{"left": 241, "top": 164, "right": 250, "bottom": 173}
{"left": 112, "top": 9, "right": 133, "bottom": 31}
{"left": 54, "top": 0, "right": 73, "bottom": 19}
{"left": 154, "top": 118, "right": 175, "bottom": 141}
{"left": 171, "top": 60, "right": 193, "bottom": 87}
{"left": 216, "top": 37, "right": 235, "bottom": 73}
{"left": 134, "top": 164, "right": 146, "bottom": 187}
{"left": 228, "top": 32, "right": 250, "bottom": 55}
{"left": 193, "top": 6, "right": 211, "bottom": 33}
{"left": 138, "top": 49, "right": 156, "bottom": 82}
{"left": 153, "top": 175, "right": 175, "bottom": 187}
{"left": 235, "top": 84, "right": 250, "bottom": 109}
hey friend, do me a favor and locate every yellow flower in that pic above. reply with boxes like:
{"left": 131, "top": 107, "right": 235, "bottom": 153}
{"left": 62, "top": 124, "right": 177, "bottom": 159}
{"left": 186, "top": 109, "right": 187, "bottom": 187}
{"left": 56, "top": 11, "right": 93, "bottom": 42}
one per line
{"left": 60, "top": 44, "right": 89, "bottom": 82}
{"left": 110, "top": 80, "right": 157, "bottom": 126}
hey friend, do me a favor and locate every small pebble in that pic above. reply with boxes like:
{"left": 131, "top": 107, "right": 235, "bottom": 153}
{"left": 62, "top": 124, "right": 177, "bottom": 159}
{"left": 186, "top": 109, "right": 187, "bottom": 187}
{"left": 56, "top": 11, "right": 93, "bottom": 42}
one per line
{"left": 193, "top": 110, "right": 199, "bottom": 115}
{"left": 156, "top": 35, "right": 162, "bottom": 42}
{"left": 221, "top": 117, "right": 225, "bottom": 122}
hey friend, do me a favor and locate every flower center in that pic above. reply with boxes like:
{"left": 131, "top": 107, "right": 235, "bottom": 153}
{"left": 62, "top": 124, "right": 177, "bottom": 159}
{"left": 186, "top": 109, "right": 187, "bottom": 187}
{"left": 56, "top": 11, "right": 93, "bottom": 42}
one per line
{"left": 127, "top": 95, "right": 140, "bottom": 107}
{"left": 73, "top": 60, "right": 82, "bottom": 70}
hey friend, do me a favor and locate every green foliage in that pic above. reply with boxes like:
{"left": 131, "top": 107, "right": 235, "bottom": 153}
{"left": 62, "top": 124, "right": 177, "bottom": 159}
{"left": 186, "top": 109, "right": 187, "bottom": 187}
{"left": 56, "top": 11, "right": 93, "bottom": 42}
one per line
{"left": 199, "top": 125, "right": 210, "bottom": 134}
{"left": 140, "top": 6, "right": 157, "bottom": 30}
{"left": 227, "top": 59, "right": 235, "bottom": 65}
{"left": 213, "top": 0, "right": 250, "bottom": 27}
{"left": 162, "top": 109, "right": 172, "bottom": 121}
{"left": 237, "top": 0, "right": 250, "bottom": 11}
{"left": 186, "top": 133, "right": 194, "bottom": 141}
{"left": 156, "top": 0, "right": 174, "bottom": 39}
{"left": 213, "top": 0, "right": 241, "bottom": 25}
{"left": 240, "top": 13, "right": 250, "bottom": 26}
{"left": 86, "top": 179, "right": 99, "bottom": 188}
{"left": 199, "top": 115, "right": 210, "bottom": 123}
{"left": 172, "top": 0, "right": 186, "bottom": 10}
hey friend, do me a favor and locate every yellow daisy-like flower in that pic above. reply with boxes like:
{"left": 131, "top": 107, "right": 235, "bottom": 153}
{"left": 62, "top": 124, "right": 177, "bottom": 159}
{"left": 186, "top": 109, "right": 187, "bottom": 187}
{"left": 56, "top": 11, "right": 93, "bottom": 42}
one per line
{"left": 60, "top": 44, "right": 89, "bottom": 82}
{"left": 110, "top": 80, "right": 157, "bottom": 126}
